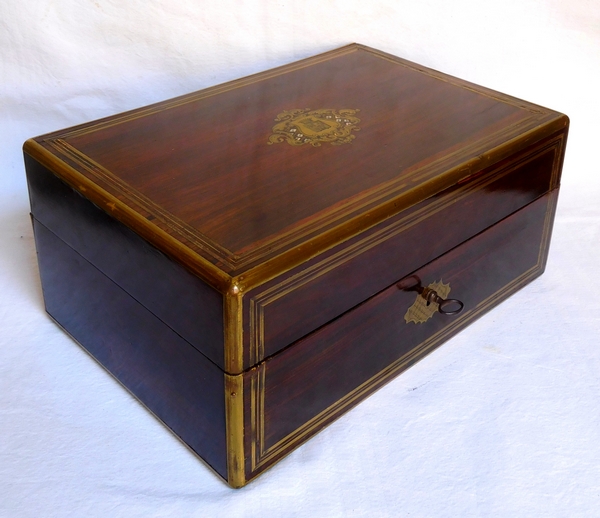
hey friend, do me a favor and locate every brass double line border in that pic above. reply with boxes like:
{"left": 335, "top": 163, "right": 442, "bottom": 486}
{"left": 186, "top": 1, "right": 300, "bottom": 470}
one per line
{"left": 36, "top": 44, "right": 561, "bottom": 279}
{"left": 248, "top": 136, "right": 564, "bottom": 365}
{"left": 44, "top": 138, "right": 239, "bottom": 270}
{"left": 248, "top": 188, "right": 558, "bottom": 474}
{"left": 43, "top": 113, "right": 548, "bottom": 274}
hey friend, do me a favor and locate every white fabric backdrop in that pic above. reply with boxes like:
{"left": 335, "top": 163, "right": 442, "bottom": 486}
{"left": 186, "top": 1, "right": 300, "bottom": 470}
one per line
{"left": 1, "top": 1, "right": 599, "bottom": 516}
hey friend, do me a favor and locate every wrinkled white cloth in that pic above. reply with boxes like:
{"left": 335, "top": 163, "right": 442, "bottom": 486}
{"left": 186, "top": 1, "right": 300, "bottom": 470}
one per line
{"left": 1, "top": 1, "right": 599, "bottom": 516}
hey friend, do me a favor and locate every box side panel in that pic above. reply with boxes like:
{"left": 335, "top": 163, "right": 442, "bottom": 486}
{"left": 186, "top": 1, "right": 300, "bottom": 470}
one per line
{"left": 32, "top": 219, "right": 228, "bottom": 480}
{"left": 244, "top": 131, "right": 566, "bottom": 367}
{"left": 243, "top": 188, "right": 558, "bottom": 482}
{"left": 25, "top": 154, "right": 225, "bottom": 369}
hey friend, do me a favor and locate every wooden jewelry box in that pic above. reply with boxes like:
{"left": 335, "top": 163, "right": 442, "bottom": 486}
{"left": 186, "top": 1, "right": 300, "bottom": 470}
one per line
{"left": 24, "top": 44, "right": 569, "bottom": 488}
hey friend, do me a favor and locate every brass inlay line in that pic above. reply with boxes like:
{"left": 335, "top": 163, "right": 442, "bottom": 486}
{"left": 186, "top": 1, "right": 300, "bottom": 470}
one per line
{"left": 249, "top": 364, "right": 266, "bottom": 473}
{"left": 367, "top": 45, "right": 544, "bottom": 114}
{"left": 248, "top": 137, "right": 563, "bottom": 365}
{"left": 407, "top": 116, "right": 544, "bottom": 185}
{"left": 247, "top": 189, "right": 558, "bottom": 474}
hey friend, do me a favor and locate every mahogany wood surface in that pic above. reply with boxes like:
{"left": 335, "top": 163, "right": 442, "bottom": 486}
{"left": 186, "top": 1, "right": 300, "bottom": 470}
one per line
{"left": 243, "top": 133, "right": 565, "bottom": 367}
{"left": 243, "top": 190, "right": 557, "bottom": 480}
{"left": 23, "top": 44, "right": 570, "bottom": 487}
{"left": 51, "top": 50, "right": 525, "bottom": 253}
{"left": 30, "top": 44, "right": 567, "bottom": 277}
{"left": 26, "top": 155, "right": 226, "bottom": 369}
{"left": 32, "top": 219, "right": 228, "bottom": 479}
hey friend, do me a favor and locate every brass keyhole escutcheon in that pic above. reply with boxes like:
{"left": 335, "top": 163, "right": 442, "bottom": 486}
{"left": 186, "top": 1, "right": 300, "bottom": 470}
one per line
{"left": 401, "top": 279, "right": 464, "bottom": 324}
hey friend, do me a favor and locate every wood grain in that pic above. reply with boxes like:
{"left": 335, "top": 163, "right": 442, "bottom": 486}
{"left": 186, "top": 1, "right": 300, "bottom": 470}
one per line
{"left": 243, "top": 133, "right": 564, "bottom": 367}
{"left": 28, "top": 44, "right": 567, "bottom": 280}
{"left": 244, "top": 190, "right": 557, "bottom": 480}
{"left": 26, "top": 155, "right": 226, "bottom": 369}
{"left": 23, "top": 44, "right": 569, "bottom": 488}
{"left": 33, "top": 219, "right": 228, "bottom": 479}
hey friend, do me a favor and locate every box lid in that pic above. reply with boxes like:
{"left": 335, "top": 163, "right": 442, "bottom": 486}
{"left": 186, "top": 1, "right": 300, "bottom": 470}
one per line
{"left": 24, "top": 43, "right": 567, "bottom": 295}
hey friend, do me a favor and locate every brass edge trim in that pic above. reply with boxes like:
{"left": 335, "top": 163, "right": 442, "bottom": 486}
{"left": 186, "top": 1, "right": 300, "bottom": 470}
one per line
{"left": 248, "top": 136, "right": 564, "bottom": 363}
{"left": 224, "top": 289, "right": 244, "bottom": 374}
{"left": 410, "top": 116, "right": 565, "bottom": 185}
{"left": 537, "top": 188, "right": 560, "bottom": 268}
{"left": 24, "top": 139, "right": 232, "bottom": 293}
{"left": 550, "top": 125, "right": 569, "bottom": 191}
{"left": 224, "top": 372, "right": 245, "bottom": 488}
{"left": 248, "top": 192, "right": 557, "bottom": 472}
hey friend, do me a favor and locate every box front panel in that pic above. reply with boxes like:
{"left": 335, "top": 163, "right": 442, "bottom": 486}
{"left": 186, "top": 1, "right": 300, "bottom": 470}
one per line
{"left": 244, "top": 132, "right": 566, "bottom": 368}
{"left": 243, "top": 189, "right": 558, "bottom": 482}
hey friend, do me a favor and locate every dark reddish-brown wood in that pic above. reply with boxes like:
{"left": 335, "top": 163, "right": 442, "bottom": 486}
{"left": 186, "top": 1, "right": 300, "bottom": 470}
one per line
{"left": 28, "top": 44, "right": 567, "bottom": 278}
{"left": 33, "top": 218, "right": 228, "bottom": 478}
{"left": 243, "top": 190, "right": 558, "bottom": 479}
{"left": 23, "top": 44, "right": 569, "bottom": 487}
{"left": 26, "top": 155, "right": 225, "bottom": 368}
{"left": 243, "top": 134, "right": 562, "bottom": 366}
{"left": 41, "top": 49, "right": 529, "bottom": 256}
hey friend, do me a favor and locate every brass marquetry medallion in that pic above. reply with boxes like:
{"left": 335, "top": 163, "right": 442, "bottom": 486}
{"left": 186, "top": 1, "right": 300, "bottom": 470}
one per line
{"left": 404, "top": 280, "right": 451, "bottom": 324}
{"left": 267, "top": 108, "right": 360, "bottom": 146}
